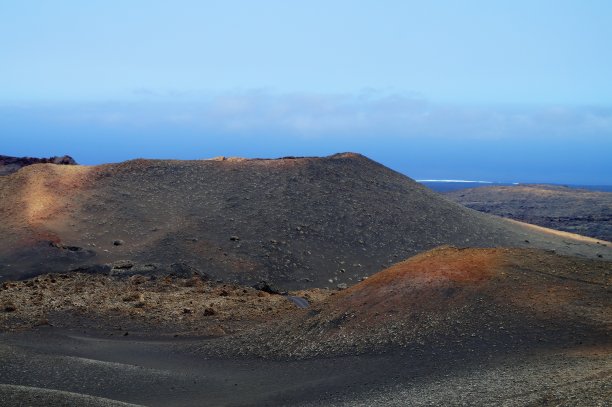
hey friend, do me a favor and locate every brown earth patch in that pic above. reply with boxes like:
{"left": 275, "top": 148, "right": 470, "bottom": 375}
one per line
{"left": 0, "top": 272, "right": 330, "bottom": 336}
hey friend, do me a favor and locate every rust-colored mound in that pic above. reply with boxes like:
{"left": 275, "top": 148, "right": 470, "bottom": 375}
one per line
{"left": 325, "top": 246, "right": 610, "bottom": 323}
{"left": 227, "top": 247, "right": 611, "bottom": 357}
{"left": 330, "top": 246, "right": 501, "bottom": 320}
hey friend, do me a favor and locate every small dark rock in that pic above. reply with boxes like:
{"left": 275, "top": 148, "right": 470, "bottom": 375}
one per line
{"left": 230, "top": 236, "right": 240, "bottom": 241}
{"left": 203, "top": 307, "right": 215, "bottom": 316}
{"left": 111, "top": 260, "right": 134, "bottom": 270}
{"left": 252, "top": 281, "right": 284, "bottom": 295}
{"left": 4, "top": 303, "right": 16, "bottom": 312}
{"left": 113, "top": 240, "right": 124, "bottom": 246}
{"left": 170, "top": 263, "right": 210, "bottom": 280}
{"left": 70, "top": 264, "right": 112, "bottom": 275}
{"left": 49, "top": 242, "right": 83, "bottom": 252}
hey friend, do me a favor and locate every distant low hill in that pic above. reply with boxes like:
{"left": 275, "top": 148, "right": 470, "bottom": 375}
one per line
{"left": 420, "top": 180, "right": 612, "bottom": 193}
{"left": 0, "top": 153, "right": 608, "bottom": 287}
{"left": 0, "top": 154, "right": 76, "bottom": 176}
{"left": 446, "top": 184, "right": 612, "bottom": 242}
{"left": 419, "top": 181, "right": 516, "bottom": 193}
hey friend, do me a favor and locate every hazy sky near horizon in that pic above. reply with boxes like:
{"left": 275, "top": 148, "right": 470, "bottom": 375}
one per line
{"left": 1, "top": 1, "right": 611, "bottom": 183}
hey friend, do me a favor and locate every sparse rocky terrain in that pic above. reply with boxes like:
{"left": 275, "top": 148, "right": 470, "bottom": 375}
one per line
{"left": 0, "top": 246, "right": 610, "bottom": 406}
{"left": 0, "top": 269, "right": 329, "bottom": 336}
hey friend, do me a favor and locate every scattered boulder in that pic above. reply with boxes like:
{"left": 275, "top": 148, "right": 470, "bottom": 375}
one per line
{"left": 70, "top": 264, "right": 112, "bottom": 275}
{"left": 46, "top": 241, "right": 96, "bottom": 261}
{"left": 133, "top": 264, "right": 159, "bottom": 273}
{"left": 3, "top": 302, "right": 16, "bottom": 312}
{"left": 122, "top": 292, "right": 141, "bottom": 302}
{"left": 129, "top": 275, "right": 147, "bottom": 285}
{"left": 49, "top": 242, "right": 83, "bottom": 252}
{"left": 252, "top": 281, "right": 284, "bottom": 295}
{"left": 113, "top": 240, "right": 124, "bottom": 246}
{"left": 111, "top": 260, "right": 134, "bottom": 270}
{"left": 170, "top": 263, "right": 209, "bottom": 279}
{"left": 337, "top": 283, "right": 348, "bottom": 290}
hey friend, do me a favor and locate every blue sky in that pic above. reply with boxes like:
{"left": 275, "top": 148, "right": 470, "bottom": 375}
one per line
{"left": 1, "top": 1, "right": 611, "bottom": 183}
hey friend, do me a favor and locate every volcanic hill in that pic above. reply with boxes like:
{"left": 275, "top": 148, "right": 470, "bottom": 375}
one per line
{"left": 0, "top": 153, "right": 609, "bottom": 288}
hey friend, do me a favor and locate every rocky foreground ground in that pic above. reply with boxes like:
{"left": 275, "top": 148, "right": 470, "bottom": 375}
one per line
{"left": 0, "top": 247, "right": 610, "bottom": 406}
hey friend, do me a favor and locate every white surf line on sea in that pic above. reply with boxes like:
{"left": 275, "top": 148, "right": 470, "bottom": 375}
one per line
{"left": 417, "top": 179, "right": 494, "bottom": 183}
{"left": 0, "top": 384, "right": 145, "bottom": 407}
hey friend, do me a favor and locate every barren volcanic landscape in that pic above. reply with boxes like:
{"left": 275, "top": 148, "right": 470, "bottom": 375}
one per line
{"left": 0, "top": 154, "right": 610, "bottom": 406}
{"left": 0, "top": 153, "right": 608, "bottom": 286}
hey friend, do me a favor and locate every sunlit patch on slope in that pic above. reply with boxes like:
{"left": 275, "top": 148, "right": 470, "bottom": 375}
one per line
{"left": 20, "top": 165, "right": 93, "bottom": 226}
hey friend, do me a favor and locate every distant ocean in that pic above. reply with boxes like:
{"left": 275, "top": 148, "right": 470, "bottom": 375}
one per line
{"left": 418, "top": 180, "right": 612, "bottom": 193}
